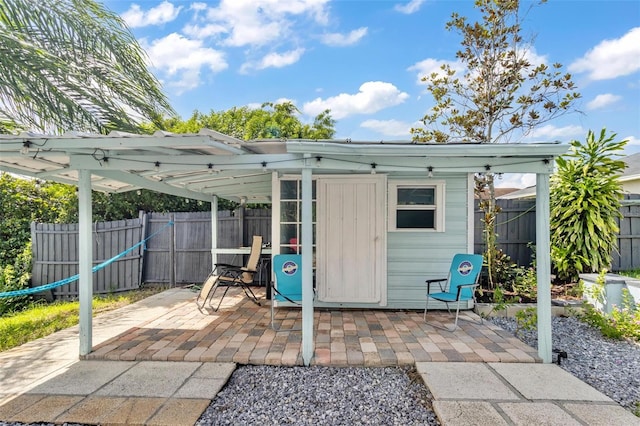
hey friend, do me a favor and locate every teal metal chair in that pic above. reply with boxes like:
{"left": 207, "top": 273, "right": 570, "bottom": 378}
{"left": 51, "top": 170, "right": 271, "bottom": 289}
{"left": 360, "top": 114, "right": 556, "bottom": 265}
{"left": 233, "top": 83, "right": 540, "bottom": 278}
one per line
{"left": 270, "top": 254, "right": 303, "bottom": 331}
{"left": 424, "top": 253, "right": 484, "bottom": 331}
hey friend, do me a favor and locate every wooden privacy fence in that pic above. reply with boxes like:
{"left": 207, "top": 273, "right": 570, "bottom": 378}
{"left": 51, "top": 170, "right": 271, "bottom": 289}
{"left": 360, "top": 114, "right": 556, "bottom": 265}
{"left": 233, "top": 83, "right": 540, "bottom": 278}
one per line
{"left": 474, "top": 195, "right": 640, "bottom": 271}
{"left": 31, "top": 209, "right": 272, "bottom": 298}
{"left": 142, "top": 209, "right": 271, "bottom": 286}
{"left": 31, "top": 216, "right": 146, "bottom": 300}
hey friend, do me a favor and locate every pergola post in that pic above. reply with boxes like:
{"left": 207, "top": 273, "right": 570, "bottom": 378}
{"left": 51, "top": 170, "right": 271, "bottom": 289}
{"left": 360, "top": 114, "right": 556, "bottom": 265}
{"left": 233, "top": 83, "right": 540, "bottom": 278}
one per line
{"left": 211, "top": 195, "right": 218, "bottom": 267}
{"left": 536, "top": 172, "right": 552, "bottom": 363}
{"left": 301, "top": 165, "right": 314, "bottom": 365}
{"left": 78, "top": 170, "right": 93, "bottom": 356}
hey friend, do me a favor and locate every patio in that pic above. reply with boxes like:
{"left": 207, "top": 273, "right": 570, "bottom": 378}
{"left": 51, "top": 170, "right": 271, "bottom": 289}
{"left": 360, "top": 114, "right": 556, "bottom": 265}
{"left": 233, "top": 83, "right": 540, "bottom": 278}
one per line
{"left": 84, "top": 287, "right": 540, "bottom": 365}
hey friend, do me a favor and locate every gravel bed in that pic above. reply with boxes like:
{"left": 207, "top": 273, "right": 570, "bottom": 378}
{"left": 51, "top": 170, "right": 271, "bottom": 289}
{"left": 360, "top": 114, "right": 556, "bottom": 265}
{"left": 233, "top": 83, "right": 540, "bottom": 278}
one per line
{"left": 196, "top": 365, "right": 440, "bottom": 425}
{"left": 490, "top": 315, "right": 640, "bottom": 412}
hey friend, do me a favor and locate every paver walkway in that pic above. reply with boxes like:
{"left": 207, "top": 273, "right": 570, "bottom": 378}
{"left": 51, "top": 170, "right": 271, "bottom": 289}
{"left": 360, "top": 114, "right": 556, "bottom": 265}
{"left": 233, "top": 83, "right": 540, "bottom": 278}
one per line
{"left": 85, "top": 286, "right": 540, "bottom": 365}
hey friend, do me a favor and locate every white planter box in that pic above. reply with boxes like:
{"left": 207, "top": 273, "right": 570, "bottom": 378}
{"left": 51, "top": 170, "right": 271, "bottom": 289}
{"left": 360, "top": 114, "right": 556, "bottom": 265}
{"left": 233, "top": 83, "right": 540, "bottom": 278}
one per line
{"left": 580, "top": 273, "right": 639, "bottom": 314}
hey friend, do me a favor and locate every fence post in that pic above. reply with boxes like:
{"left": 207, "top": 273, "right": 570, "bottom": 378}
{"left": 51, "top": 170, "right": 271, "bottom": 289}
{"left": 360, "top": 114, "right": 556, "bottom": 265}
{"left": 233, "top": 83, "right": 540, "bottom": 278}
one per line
{"left": 170, "top": 213, "right": 175, "bottom": 287}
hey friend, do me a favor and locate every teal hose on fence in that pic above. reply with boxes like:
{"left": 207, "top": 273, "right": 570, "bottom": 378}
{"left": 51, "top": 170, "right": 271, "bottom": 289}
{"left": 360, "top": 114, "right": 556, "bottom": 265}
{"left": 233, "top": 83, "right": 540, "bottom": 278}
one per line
{"left": 0, "top": 221, "right": 174, "bottom": 299}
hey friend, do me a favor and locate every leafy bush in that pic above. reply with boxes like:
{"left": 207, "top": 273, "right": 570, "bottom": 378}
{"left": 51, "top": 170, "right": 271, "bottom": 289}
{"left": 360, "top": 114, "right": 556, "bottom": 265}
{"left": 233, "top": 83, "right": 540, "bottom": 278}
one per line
{"left": 550, "top": 129, "right": 627, "bottom": 282}
{"left": 0, "top": 243, "right": 33, "bottom": 315}
{"left": 0, "top": 174, "right": 77, "bottom": 267}
{"left": 580, "top": 270, "right": 640, "bottom": 342}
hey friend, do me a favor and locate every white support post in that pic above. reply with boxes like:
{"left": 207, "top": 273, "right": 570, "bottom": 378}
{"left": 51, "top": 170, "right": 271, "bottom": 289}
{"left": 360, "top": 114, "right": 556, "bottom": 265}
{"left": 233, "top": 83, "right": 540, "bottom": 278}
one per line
{"left": 78, "top": 170, "right": 93, "bottom": 356}
{"left": 536, "top": 173, "right": 552, "bottom": 363}
{"left": 211, "top": 195, "right": 218, "bottom": 267}
{"left": 301, "top": 165, "right": 314, "bottom": 365}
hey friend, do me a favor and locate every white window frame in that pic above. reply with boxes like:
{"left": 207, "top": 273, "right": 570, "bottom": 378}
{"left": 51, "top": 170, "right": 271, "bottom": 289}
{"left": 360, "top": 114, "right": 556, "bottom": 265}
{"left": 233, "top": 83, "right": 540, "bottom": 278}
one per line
{"left": 388, "top": 180, "right": 445, "bottom": 232}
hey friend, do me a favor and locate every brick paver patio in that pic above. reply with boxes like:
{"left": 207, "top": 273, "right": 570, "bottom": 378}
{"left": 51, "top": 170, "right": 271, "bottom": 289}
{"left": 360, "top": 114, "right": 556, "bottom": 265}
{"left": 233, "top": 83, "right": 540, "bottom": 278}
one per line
{"left": 84, "top": 287, "right": 540, "bottom": 365}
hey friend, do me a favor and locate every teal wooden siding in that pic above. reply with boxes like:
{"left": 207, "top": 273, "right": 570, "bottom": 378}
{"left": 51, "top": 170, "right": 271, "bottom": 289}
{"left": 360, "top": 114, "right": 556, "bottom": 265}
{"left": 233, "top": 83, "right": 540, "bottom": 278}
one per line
{"left": 386, "top": 173, "right": 472, "bottom": 309}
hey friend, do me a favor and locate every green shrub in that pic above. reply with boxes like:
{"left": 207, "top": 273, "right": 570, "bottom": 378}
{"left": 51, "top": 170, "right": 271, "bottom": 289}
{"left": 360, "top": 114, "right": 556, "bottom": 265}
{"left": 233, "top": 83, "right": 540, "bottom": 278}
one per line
{"left": 0, "top": 243, "right": 33, "bottom": 315}
{"left": 550, "top": 129, "right": 628, "bottom": 282}
{"left": 580, "top": 270, "right": 640, "bottom": 342}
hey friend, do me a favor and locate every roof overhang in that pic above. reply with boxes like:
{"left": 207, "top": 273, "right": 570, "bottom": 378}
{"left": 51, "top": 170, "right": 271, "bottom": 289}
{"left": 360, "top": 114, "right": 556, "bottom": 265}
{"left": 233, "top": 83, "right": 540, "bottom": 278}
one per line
{"left": 0, "top": 131, "right": 569, "bottom": 203}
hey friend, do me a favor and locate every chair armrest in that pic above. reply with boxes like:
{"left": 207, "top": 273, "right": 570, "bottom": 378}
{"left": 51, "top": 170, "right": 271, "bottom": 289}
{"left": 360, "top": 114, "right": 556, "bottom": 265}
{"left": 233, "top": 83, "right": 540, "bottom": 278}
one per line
{"left": 426, "top": 277, "right": 447, "bottom": 292}
{"left": 214, "top": 262, "right": 238, "bottom": 270}
{"left": 456, "top": 283, "right": 480, "bottom": 298}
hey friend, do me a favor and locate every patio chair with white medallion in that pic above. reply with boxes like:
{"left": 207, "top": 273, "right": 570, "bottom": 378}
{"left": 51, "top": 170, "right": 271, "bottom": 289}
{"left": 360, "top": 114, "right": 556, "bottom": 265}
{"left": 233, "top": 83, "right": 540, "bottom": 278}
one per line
{"left": 424, "top": 253, "right": 484, "bottom": 331}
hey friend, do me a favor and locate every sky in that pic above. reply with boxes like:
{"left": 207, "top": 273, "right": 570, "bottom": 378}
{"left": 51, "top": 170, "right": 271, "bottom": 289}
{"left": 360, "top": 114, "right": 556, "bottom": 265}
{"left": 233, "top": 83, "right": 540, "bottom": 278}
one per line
{"left": 104, "top": 0, "right": 640, "bottom": 188}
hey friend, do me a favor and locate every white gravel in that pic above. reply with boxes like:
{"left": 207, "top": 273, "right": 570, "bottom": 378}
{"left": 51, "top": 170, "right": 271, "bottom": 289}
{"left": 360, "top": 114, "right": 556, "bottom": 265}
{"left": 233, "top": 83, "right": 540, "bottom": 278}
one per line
{"left": 196, "top": 365, "right": 440, "bottom": 425}
{"left": 490, "top": 315, "right": 640, "bottom": 412}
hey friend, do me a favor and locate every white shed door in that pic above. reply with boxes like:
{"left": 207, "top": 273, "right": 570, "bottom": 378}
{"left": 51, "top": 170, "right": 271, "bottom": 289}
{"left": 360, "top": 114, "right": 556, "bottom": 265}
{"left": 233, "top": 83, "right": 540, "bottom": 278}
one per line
{"left": 317, "top": 176, "right": 386, "bottom": 304}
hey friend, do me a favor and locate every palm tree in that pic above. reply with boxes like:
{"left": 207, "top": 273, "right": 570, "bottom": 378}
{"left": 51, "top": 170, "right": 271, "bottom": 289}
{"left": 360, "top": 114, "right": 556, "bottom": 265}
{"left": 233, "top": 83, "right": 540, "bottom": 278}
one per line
{"left": 0, "top": 0, "right": 175, "bottom": 134}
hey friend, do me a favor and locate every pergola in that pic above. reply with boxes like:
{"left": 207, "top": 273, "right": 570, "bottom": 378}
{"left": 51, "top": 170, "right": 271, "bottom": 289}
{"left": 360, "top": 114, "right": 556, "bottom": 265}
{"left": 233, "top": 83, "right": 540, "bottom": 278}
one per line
{"left": 0, "top": 130, "right": 569, "bottom": 364}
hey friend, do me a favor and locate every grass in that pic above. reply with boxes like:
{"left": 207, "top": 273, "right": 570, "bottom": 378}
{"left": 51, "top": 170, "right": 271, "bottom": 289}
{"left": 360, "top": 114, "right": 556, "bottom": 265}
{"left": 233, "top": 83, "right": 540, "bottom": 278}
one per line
{"left": 619, "top": 269, "right": 640, "bottom": 279}
{"left": 0, "top": 287, "right": 165, "bottom": 352}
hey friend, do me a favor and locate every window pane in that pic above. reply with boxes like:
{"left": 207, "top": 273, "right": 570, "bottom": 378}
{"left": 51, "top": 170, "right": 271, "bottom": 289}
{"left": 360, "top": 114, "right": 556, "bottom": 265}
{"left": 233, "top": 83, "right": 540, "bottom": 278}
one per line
{"left": 397, "top": 188, "right": 434, "bottom": 205}
{"left": 280, "top": 224, "right": 297, "bottom": 244}
{"left": 280, "top": 201, "right": 298, "bottom": 222}
{"left": 397, "top": 210, "right": 434, "bottom": 229}
{"left": 281, "top": 180, "right": 298, "bottom": 199}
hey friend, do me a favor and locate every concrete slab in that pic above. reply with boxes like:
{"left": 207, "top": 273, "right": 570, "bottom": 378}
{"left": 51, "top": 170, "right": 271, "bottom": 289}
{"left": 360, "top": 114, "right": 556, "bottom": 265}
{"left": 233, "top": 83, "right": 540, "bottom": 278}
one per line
{"left": 97, "top": 397, "right": 167, "bottom": 425}
{"left": 564, "top": 403, "right": 640, "bottom": 425}
{"left": 0, "top": 394, "right": 46, "bottom": 419}
{"left": 8, "top": 395, "right": 83, "bottom": 423}
{"left": 54, "top": 396, "right": 127, "bottom": 424}
{"left": 433, "top": 401, "right": 509, "bottom": 426}
{"left": 27, "top": 360, "right": 136, "bottom": 395}
{"left": 175, "top": 378, "right": 227, "bottom": 399}
{"left": 416, "top": 362, "right": 519, "bottom": 400}
{"left": 95, "top": 361, "right": 201, "bottom": 398}
{"left": 499, "top": 402, "right": 582, "bottom": 425}
{"left": 146, "top": 398, "right": 211, "bottom": 426}
{"left": 193, "top": 362, "right": 236, "bottom": 380}
{"left": 489, "top": 363, "right": 612, "bottom": 402}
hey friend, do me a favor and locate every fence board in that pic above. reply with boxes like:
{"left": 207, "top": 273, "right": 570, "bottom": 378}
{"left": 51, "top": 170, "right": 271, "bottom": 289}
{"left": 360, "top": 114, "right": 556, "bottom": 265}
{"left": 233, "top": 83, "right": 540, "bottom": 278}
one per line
{"left": 31, "top": 218, "right": 144, "bottom": 299}
{"left": 142, "top": 210, "right": 272, "bottom": 285}
{"left": 476, "top": 195, "right": 640, "bottom": 271}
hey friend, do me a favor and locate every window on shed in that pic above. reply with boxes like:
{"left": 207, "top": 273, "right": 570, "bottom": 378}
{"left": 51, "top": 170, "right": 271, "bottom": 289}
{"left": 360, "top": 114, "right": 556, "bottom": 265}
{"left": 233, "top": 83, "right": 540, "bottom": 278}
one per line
{"left": 388, "top": 181, "right": 445, "bottom": 231}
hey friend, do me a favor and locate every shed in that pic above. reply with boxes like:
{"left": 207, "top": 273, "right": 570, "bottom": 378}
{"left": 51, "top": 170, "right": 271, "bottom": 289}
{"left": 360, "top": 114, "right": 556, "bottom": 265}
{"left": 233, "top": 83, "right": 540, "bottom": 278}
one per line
{"left": 0, "top": 130, "right": 568, "bottom": 365}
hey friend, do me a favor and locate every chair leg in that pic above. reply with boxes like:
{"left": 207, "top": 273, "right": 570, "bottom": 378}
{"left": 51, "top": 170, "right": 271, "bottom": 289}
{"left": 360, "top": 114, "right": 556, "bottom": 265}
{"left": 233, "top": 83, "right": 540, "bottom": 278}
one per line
{"left": 240, "top": 283, "right": 261, "bottom": 306}
{"left": 209, "top": 282, "right": 230, "bottom": 312}
{"left": 452, "top": 300, "right": 462, "bottom": 331}
{"left": 424, "top": 296, "right": 429, "bottom": 321}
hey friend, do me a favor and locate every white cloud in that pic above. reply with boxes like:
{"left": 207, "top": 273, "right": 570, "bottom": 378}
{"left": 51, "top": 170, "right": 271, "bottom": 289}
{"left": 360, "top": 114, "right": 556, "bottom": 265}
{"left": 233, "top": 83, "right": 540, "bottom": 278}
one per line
{"left": 623, "top": 135, "right": 639, "bottom": 146}
{"left": 195, "top": 0, "right": 330, "bottom": 47}
{"left": 394, "top": 0, "right": 425, "bottom": 14}
{"left": 240, "top": 48, "right": 305, "bottom": 73}
{"left": 122, "top": 1, "right": 182, "bottom": 28}
{"left": 524, "top": 124, "right": 584, "bottom": 141}
{"left": 407, "top": 58, "right": 464, "bottom": 85}
{"left": 321, "top": 27, "right": 368, "bottom": 46}
{"left": 182, "top": 23, "right": 227, "bottom": 39}
{"left": 360, "top": 119, "right": 415, "bottom": 137}
{"left": 496, "top": 173, "right": 536, "bottom": 189}
{"left": 587, "top": 93, "right": 622, "bottom": 110}
{"left": 142, "top": 33, "right": 227, "bottom": 93}
{"left": 303, "top": 81, "right": 409, "bottom": 119}
{"left": 569, "top": 27, "right": 640, "bottom": 80}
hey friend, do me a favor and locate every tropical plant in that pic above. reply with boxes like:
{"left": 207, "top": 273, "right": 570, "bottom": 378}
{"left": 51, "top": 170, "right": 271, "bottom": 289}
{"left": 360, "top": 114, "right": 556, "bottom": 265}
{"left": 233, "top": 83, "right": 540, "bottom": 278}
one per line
{"left": 550, "top": 129, "right": 627, "bottom": 281}
{"left": 0, "top": 0, "right": 174, "bottom": 133}
{"left": 411, "top": 0, "right": 580, "bottom": 288}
